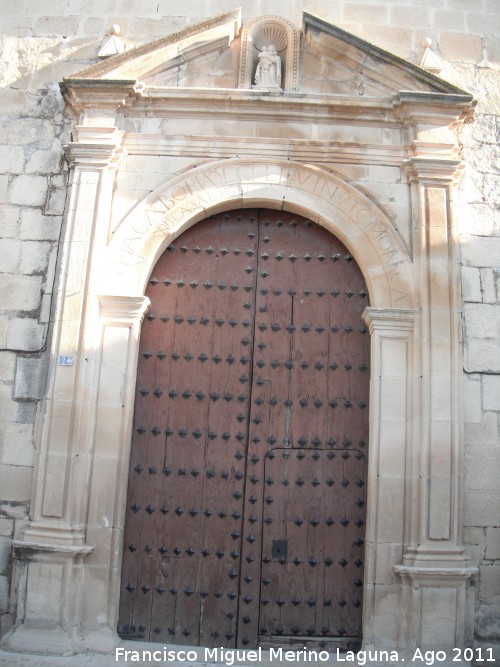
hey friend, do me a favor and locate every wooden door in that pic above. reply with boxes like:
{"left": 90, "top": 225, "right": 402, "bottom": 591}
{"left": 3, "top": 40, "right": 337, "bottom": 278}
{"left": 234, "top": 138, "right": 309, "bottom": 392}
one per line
{"left": 118, "top": 209, "right": 369, "bottom": 650}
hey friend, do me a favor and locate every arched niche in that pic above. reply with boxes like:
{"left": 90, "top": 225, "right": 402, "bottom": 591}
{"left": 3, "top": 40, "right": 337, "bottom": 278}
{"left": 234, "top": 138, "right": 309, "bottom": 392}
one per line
{"left": 238, "top": 16, "right": 300, "bottom": 91}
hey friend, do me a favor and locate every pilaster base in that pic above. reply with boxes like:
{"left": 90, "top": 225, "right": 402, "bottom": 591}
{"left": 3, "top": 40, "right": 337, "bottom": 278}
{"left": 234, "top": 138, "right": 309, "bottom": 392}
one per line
{"left": 4, "top": 539, "right": 94, "bottom": 655}
{"left": 395, "top": 564, "right": 478, "bottom": 651}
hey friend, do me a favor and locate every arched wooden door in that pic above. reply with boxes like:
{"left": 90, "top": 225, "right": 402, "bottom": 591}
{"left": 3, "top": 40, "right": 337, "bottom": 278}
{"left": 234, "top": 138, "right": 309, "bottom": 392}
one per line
{"left": 118, "top": 209, "right": 369, "bottom": 650}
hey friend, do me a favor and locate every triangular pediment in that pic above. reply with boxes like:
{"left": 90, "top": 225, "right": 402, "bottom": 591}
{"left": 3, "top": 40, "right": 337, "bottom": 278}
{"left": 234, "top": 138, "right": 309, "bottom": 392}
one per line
{"left": 301, "top": 13, "right": 462, "bottom": 96}
{"left": 64, "top": 8, "right": 470, "bottom": 100}
{"left": 68, "top": 9, "right": 242, "bottom": 85}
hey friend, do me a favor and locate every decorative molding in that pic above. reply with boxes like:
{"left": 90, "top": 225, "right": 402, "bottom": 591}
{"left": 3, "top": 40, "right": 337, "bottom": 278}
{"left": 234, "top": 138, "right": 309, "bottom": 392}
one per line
{"left": 98, "top": 295, "right": 151, "bottom": 324}
{"left": 12, "top": 540, "right": 94, "bottom": 558}
{"left": 403, "top": 156, "right": 464, "bottom": 184}
{"left": 64, "top": 127, "right": 126, "bottom": 169}
{"left": 363, "top": 307, "right": 417, "bottom": 333}
{"left": 395, "top": 565, "right": 479, "bottom": 581}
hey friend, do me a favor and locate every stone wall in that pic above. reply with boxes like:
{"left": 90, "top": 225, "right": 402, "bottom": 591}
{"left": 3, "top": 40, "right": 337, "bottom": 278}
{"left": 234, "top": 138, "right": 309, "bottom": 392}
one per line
{"left": 0, "top": 0, "right": 498, "bottom": 652}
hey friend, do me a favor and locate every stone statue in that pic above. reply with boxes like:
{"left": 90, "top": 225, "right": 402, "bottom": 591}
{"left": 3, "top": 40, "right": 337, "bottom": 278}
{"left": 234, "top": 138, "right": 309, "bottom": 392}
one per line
{"left": 253, "top": 44, "right": 282, "bottom": 90}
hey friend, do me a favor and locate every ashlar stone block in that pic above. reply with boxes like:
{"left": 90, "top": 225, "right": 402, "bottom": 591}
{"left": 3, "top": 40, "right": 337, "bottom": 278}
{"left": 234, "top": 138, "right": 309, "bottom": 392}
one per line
{"left": 481, "top": 269, "right": 497, "bottom": 304}
{"left": 463, "top": 373, "right": 482, "bottom": 424}
{"left": 462, "top": 266, "right": 482, "bottom": 302}
{"left": 485, "top": 528, "right": 500, "bottom": 560}
{"left": 8, "top": 175, "right": 47, "bottom": 207}
{"left": 0, "top": 536, "right": 11, "bottom": 575}
{"left": 0, "top": 422, "right": 35, "bottom": 467}
{"left": 25, "top": 147, "right": 62, "bottom": 175}
{"left": 0, "top": 205, "right": 20, "bottom": 238}
{"left": 19, "top": 208, "right": 62, "bottom": 241}
{"left": 0, "top": 519, "right": 13, "bottom": 537}
{"left": 5, "top": 318, "right": 46, "bottom": 352}
{"left": 14, "top": 357, "right": 46, "bottom": 401}
{"left": 0, "top": 240, "right": 20, "bottom": 273}
{"left": 0, "top": 275, "right": 42, "bottom": 312}
{"left": 0, "top": 352, "right": 16, "bottom": 382}
{"left": 465, "top": 340, "right": 500, "bottom": 373}
{"left": 0, "top": 146, "right": 25, "bottom": 174}
{"left": 0, "top": 575, "right": 8, "bottom": 614}
{"left": 478, "top": 562, "right": 500, "bottom": 601}
{"left": 19, "top": 241, "right": 53, "bottom": 275}
{"left": 475, "top": 603, "right": 500, "bottom": 640}
{"left": 465, "top": 303, "right": 500, "bottom": 339}
{"left": 483, "top": 374, "right": 500, "bottom": 412}
{"left": 0, "top": 465, "right": 33, "bottom": 502}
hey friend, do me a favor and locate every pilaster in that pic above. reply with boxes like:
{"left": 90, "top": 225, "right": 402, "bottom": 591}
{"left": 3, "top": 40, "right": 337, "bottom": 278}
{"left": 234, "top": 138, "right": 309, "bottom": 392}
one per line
{"left": 361, "top": 307, "right": 416, "bottom": 649}
{"left": 5, "top": 127, "right": 131, "bottom": 654}
{"left": 393, "top": 155, "right": 477, "bottom": 652}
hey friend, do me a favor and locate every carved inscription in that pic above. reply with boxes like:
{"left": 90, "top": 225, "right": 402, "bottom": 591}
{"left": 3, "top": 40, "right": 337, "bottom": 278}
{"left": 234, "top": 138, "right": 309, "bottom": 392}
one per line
{"left": 112, "top": 162, "right": 410, "bottom": 305}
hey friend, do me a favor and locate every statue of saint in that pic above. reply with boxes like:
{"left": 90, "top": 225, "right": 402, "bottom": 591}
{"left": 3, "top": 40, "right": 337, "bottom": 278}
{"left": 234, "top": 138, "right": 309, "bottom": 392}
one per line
{"left": 253, "top": 44, "right": 282, "bottom": 90}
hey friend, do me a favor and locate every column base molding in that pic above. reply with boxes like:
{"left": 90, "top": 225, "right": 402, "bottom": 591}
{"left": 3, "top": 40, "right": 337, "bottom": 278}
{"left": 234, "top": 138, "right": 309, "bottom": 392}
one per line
{"left": 395, "top": 564, "right": 478, "bottom": 651}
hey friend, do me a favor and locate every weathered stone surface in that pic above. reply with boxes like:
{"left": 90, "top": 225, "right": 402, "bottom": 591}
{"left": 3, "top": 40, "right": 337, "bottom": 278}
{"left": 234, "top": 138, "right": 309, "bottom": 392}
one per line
{"left": 485, "top": 528, "right": 500, "bottom": 560}
{"left": 464, "top": 303, "right": 500, "bottom": 339}
{"left": 0, "top": 240, "right": 21, "bottom": 273}
{"left": 19, "top": 241, "right": 53, "bottom": 275}
{"left": 13, "top": 357, "right": 46, "bottom": 401}
{"left": 0, "top": 504, "right": 28, "bottom": 520}
{"left": 461, "top": 237, "right": 500, "bottom": 269}
{"left": 480, "top": 268, "right": 497, "bottom": 304}
{"left": 478, "top": 562, "right": 500, "bottom": 602}
{"left": 463, "top": 373, "right": 482, "bottom": 424}
{"left": 465, "top": 412, "right": 499, "bottom": 446}
{"left": 465, "top": 447, "right": 500, "bottom": 493}
{"left": 0, "top": 275, "right": 42, "bottom": 312}
{"left": 462, "top": 266, "right": 482, "bottom": 302}
{"left": 475, "top": 605, "right": 500, "bottom": 640}
{"left": 482, "top": 374, "right": 500, "bottom": 412}
{"left": 19, "top": 208, "right": 62, "bottom": 242}
{"left": 0, "top": 352, "right": 16, "bottom": 383}
{"left": 0, "top": 465, "right": 33, "bottom": 502}
{"left": 0, "top": 536, "right": 10, "bottom": 575}
{"left": 0, "top": 205, "right": 20, "bottom": 239}
{"left": 0, "top": 146, "right": 25, "bottom": 174}
{"left": 4, "top": 318, "right": 46, "bottom": 352}
{"left": 0, "top": 119, "right": 54, "bottom": 146}
{"left": 0, "top": 574, "right": 8, "bottom": 614}
{"left": 0, "top": 519, "right": 13, "bottom": 538}
{"left": 465, "top": 340, "right": 500, "bottom": 373}
{"left": 8, "top": 175, "right": 47, "bottom": 207}
{"left": 25, "top": 147, "right": 62, "bottom": 175}
{"left": 0, "top": 422, "right": 35, "bottom": 468}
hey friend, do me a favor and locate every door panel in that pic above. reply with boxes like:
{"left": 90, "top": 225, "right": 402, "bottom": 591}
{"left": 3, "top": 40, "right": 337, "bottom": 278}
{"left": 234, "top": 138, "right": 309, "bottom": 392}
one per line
{"left": 118, "top": 209, "right": 369, "bottom": 649}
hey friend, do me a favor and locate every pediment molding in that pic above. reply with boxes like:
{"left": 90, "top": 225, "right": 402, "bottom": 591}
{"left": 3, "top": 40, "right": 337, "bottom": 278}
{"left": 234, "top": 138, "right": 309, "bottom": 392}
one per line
{"left": 62, "top": 9, "right": 473, "bottom": 119}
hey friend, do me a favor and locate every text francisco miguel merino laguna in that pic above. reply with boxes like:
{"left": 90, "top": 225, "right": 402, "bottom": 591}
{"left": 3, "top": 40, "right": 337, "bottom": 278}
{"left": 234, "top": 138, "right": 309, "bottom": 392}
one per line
{"left": 115, "top": 646, "right": 403, "bottom": 664}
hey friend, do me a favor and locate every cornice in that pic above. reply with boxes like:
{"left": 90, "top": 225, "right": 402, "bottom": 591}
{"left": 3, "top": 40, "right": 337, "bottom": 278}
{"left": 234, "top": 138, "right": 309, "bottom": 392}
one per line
{"left": 98, "top": 295, "right": 151, "bottom": 324}
{"left": 402, "top": 156, "right": 464, "bottom": 184}
{"left": 64, "top": 126, "right": 126, "bottom": 169}
{"left": 60, "top": 78, "right": 474, "bottom": 132}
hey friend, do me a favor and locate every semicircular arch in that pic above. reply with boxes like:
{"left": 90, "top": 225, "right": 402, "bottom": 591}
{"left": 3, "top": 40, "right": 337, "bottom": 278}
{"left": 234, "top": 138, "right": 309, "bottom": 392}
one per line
{"left": 103, "top": 158, "right": 414, "bottom": 309}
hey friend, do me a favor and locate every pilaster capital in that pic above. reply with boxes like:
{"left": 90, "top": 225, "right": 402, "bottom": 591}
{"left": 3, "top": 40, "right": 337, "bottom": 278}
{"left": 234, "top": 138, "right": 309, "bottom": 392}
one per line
{"left": 98, "top": 295, "right": 151, "bottom": 325}
{"left": 64, "top": 126, "right": 126, "bottom": 170}
{"left": 362, "top": 307, "right": 417, "bottom": 334}
{"left": 402, "top": 156, "right": 464, "bottom": 185}
{"left": 394, "top": 564, "right": 479, "bottom": 586}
